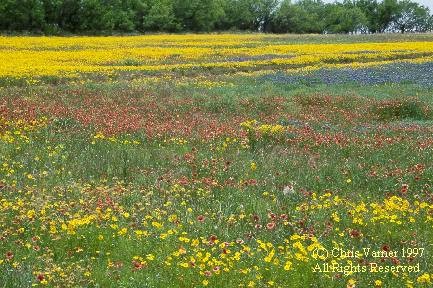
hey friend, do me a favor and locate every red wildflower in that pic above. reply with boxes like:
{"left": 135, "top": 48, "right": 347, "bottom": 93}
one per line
{"left": 178, "top": 177, "right": 189, "bottom": 185}
{"left": 36, "top": 273, "right": 45, "bottom": 282}
{"left": 252, "top": 214, "right": 260, "bottom": 222}
{"left": 391, "top": 257, "right": 400, "bottom": 265}
{"left": 266, "top": 222, "right": 276, "bottom": 230}
{"left": 197, "top": 215, "right": 205, "bottom": 223}
{"left": 132, "top": 260, "right": 144, "bottom": 270}
{"left": 349, "top": 229, "right": 361, "bottom": 238}
{"left": 208, "top": 235, "right": 217, "bottom": 245}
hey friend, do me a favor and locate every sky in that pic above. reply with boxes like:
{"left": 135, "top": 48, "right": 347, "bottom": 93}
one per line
{"left": 321, "top": 0, "right": 433, "bottom": 10}
{"left": 417, "top": 0, "right": 433, "bottom": 10}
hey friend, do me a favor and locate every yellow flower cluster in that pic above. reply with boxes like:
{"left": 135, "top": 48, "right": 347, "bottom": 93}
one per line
{"left": 297, "top": 192, "right": 433, "bottom": 228}
{"left": 240, "top": 120, "right": 286, "bottom": 147}
{"left": 2, "top": 35, "right": 433, "bottom": 79}
{"left": 0, "top": 117, "right": 48, "bottom": 144}
{"left": 61, "top": 215, "right": 96, "bottom": 235}
{"left": 257, "top": 124, "right": 285, "bottom": 135}
{"left": 241, "top": 120, "right": 285, "bottom": 135}
{"left": 91, "top": 132, "right": 141, "bottom": 145}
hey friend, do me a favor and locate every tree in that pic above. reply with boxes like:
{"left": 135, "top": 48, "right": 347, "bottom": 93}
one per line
{"left": 0, "top": 0, "right": 432, "bottom": 34}
{"left": 0, "top": 0, "right": 45, "bottom": 31}
{"left": 55, "top": 0, "right": 81, "bottom": 32}
{"left": 78, "top": 0, "right": 108, "bottom": 31}
{"left": 391, "top": 0, "right": 431, "bottom": 33}
{"left": 218, "top": 0, "right": 257, "bottom": 30}
{"left": 271, "top": 0, "right": 296, "bottom": 33}
{"left": 253, "top": 0, "right": 279, "bottom": 32}
{"left": 77, "top": 0, "right": 138, "bottom": 32}
{"left": 325, "top": 4, "right": 368, "bottom": 34}
{"left": 42, "top": 0, "right": 62, "bottom": 27}
{"left": 272, "top": 0, "right": 326, "bottom": 33}
{"left": 272, "top": 0, "right": 316, "bottom": 33}
{"left": 377, "top": 0, "right": 399, "bottom": 32}
{"left": 191, "top": 0, "right": 225, "bottom": 31}
{"left": 429, "top": 15, "right": 433, "bottom": 31}
{"left": 172, "top": 0, "right": 225, "bottom": 31}
{"left": 354, "top": 0, "right": 381, "bottom": 33}
{"left": 143, "top": 0, "right": 179, "bottom": 31}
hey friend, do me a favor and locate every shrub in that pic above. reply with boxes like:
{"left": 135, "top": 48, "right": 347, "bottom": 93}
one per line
{"left": 372, "top": 99, "right": 431, "bottom": 121}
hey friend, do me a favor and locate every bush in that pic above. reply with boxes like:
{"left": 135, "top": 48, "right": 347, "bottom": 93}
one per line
{"left": 372, "top": 99, "right": 431, "bottom": 121}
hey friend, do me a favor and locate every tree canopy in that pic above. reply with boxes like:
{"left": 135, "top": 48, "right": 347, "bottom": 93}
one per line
{"left": 0, "top": 0, "right": 431, "bottom": 34}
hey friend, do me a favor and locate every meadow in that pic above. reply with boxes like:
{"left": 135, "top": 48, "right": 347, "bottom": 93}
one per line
{"left": 1, "top": 33, "right": 433, "bottom": 287}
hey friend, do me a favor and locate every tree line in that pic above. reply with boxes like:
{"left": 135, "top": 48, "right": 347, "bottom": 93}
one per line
{"left": 1, "top": 0, "right": 432, "bottom": 34}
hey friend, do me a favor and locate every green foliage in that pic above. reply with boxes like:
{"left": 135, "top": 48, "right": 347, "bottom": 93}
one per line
{"left": 218, "top": 0, "right": 256, "bottom": 30}
{"left": 391, "top": 0, "right": 432, "bottom": 33}
{"left": 372, "top": 99, "right": 431, "bottom": 121}
{"left": 143, "top": 0, "right": 179, "bottom": 31}
{"left": 172, "top": 0, "right": 226, "bottom": 31}
{"left": 324, "top": 4, "right": 368, "bottom": 33}
{"left": 0, "top": 0, "right": 431, "bottom": 34}
{"left": 272, "top": 0, "right": 326, "bottom": 33}
{"left": 0, "top": 0, "right": 45, "bottom": 31}
{"left": 355, "top": 0, "right": 382, "bottom": 33}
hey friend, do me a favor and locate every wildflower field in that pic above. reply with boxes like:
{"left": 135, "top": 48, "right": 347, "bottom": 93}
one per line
{"left": 1, "top": 33, "right": 433, "bottom": 287}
